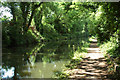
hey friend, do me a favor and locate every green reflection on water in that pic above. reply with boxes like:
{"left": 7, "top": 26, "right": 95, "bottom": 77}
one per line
{"left": 2, "top": 40, "right": 83, "bottom": 79}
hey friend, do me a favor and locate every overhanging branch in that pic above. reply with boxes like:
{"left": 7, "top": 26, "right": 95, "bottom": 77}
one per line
{"left": 27, "top": 2, "right": 43, "bottom": 28}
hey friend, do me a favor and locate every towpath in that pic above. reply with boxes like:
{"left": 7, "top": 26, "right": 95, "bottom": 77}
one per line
{"left": 68, "top": 39, "right": 111, "bottom": 80}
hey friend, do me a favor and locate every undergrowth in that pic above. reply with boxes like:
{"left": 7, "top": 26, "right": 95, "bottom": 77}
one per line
{"left": 99, "top": 36, "right": 120, "bottom": 78}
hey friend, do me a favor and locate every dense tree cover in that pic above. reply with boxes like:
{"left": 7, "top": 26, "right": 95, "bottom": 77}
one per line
{"left": 88, "top": 2, "right": 120, "bottom": 77}
{"left": 89, "top": 2, "right": 120, "bottom": 43}
{"left": 1, "top": 2, "right": 91, "bottom": 46}
{"left": 1, "top": 2, "right": 44, "bottom": 46}
{"left": 91, "top": 2, "right": 120, "bottom": 58}
{"left": 1, "top": 1, "right": 120, "bottom": 60}
{"left": 1, "top": 1, "right": 120, "bottom": 79}
{"left": 1, "top": 1, "right": 120, "bottom": 64}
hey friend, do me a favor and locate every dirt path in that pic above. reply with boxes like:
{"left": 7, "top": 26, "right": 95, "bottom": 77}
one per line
{"left": 68, "top": 39, "right": 111, "bottom": 80}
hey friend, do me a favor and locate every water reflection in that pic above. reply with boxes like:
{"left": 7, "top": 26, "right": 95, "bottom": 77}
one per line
{"left": 29, "top": 60, "right": 69, "bottom": 78}
{"left": 2, "top": 40, "right": 84, "bottom": 79}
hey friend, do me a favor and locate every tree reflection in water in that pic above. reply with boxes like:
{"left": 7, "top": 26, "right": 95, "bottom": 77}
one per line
{"left": 2, "top": 39, "right": 85, "bottom": 79}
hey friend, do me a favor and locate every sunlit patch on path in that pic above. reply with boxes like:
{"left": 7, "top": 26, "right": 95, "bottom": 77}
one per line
{"left": 68, "top": 39, "right": 111, "bottom": 80}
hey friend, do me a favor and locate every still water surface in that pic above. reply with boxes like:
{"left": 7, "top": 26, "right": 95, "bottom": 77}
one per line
{"left": 2, "top": 41, "right": 79, "bottom": 79}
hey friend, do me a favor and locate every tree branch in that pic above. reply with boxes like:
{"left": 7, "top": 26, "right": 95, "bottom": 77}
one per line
{"left": 27, "top": 2, "right": 43, "bottom": 29}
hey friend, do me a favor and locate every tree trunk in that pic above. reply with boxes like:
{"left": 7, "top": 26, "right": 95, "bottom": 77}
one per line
{"left": 20, "top": 2, "right": 30, "bottom": 32}
{"left": 27, "top": 2, "right": 43, "bottom": 30}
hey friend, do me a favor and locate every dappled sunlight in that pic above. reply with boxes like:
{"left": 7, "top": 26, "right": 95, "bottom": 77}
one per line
{"left": 87, "top": 48, "right": 101, "bottom": 53}
{"left": 72, "top": 51, "right": 86, "bottom": 60}
{"left": 86, "top": 53, "right": 104, "bottom": 59}
{"left": 68, "top": 39, "right": 111, "bottom": 80}
{"left": 2, "top": 2, "right": 119, "bottom": 79}
{"left": 86, "top": 47, "right": 99, "bottom": 50}
{"left": 90, "top": 38, "right": 97, "bottom": 42}
{"left": 86, "top": 41, "right": 104, "bottom": 59}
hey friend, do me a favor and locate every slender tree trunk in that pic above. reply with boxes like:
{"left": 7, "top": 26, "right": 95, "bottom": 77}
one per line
{"left": 20, "top": 2, "right": 30, "bottom": 32}
{"left": 27, "top": 2, "right": 43, "bottom": 30}
{"left": 28, "top": 9, "right": 35, "bottom": 29}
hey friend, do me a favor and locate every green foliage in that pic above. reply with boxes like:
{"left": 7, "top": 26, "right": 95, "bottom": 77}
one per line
{"left": 89, "top": 3, "right": 120, "bottom": 75}
{"left": 65, "top": 59, "right": 81, "bottom": 69}
{"left": 88, "top": 3, "right": 120, "bottom": 44}
{"left": 25, "top": 30, "right": 38, "bottom": 44}
{"left": 33, "top": 2, "right": 90, "bottom": 41}
{"left": 100, "top": 41, "right": 116, "bottom": 55}
{"left": 2, "top": 2, "right": 120, "bottom": 49}
{"left": 54, "top": 70, "right": 69, "bottom": 79}
{"left": 2, "top": 2, "right": 120, "bottom": 79}
{"left": 100, "top": 31, "right": 119, "bottom": 56}
{"left": 2, "top": 2, "right": 92, "bottom": 46}
{"left": 100, "top": 34, "right": 120, "bottom": 76}
{"left": 2, "top": 20, "right": 38, "bottom": 46}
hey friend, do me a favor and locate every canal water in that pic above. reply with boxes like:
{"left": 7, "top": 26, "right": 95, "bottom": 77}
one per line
{"left": 2, "top": 40, "right": 81, "bottom": 79}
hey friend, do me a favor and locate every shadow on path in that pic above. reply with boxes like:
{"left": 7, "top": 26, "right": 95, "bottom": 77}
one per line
{"left": 68, "top": 39, "right": 112, "bottom": 80}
